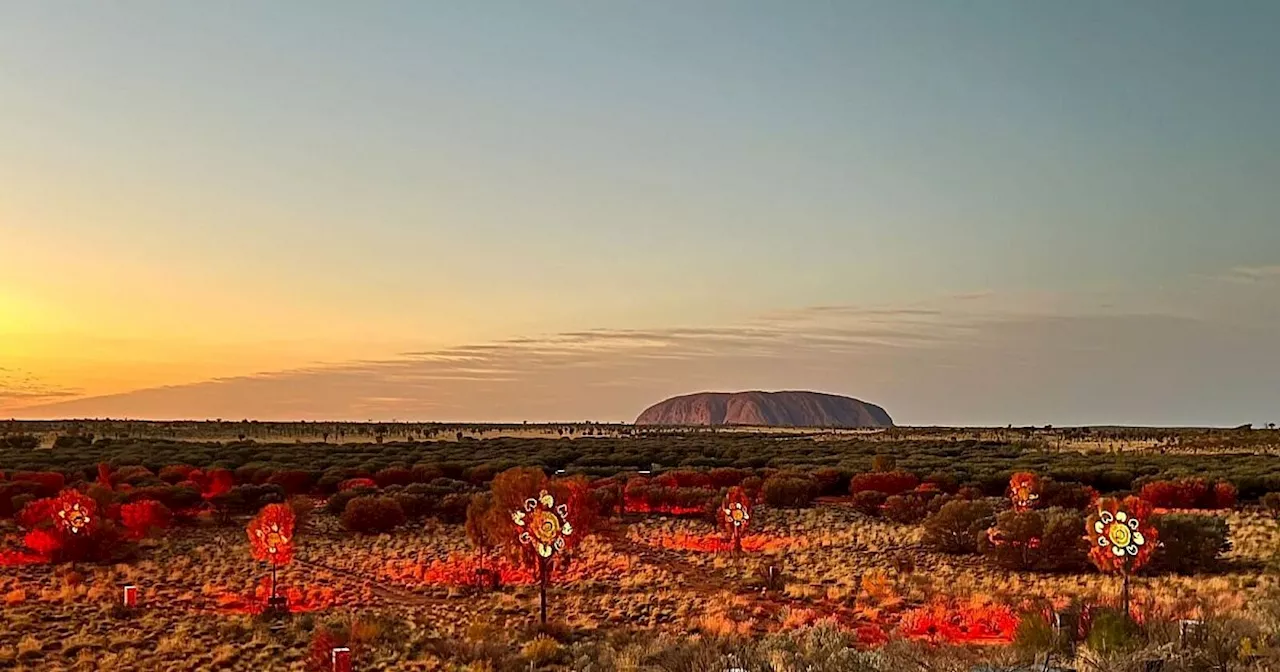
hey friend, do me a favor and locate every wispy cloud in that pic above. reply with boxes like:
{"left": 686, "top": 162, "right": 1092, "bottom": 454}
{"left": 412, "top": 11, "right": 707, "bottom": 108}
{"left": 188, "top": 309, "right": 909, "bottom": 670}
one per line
{"left": 14, "top": 288, "right": 1280, "bottom": 426}
{"left": 0, "top": 369, "right": 81, "bottom": 409}
{"left": 1215, "top": 265, "right": 1280, "bottom": 284}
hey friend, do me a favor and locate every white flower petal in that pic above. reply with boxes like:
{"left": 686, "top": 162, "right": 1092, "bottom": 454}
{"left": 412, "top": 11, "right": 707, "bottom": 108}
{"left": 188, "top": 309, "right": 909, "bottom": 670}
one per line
{"left": 1116, "top": 511, "right": 1128, "bottom": 523}
{"left": 519, "top": 532, "right": 531, "bottom": 544}
{"left": 553, "top": 537, "right": 565, "bottom": 551}
{"left": 536, "top": 542, "right": 553, "bottom": 558}
{"left": 1112, "top": 545, "right": 1126, "bottom": 557}
{"left": 1093, "top": 521, "right": 1105, "bottom": 534}
{"left": 524, "top": 498, "right": 537, "bottom": 512}
{"left": 1132, "top": 531, "right": 1145, "bottom": 546}
{"left": 1098, "top": 536, "right": 1109, "bottom": 546}
{"left": 1101, "top": 511, "right": 1113, "bottom": 524}
{"left": 561, "top": 522, "right": 573, "bottom": 536}
{"left": 556, "top": 504, "right": 568, "bottom": 518}
{"left": 539, "top": 491, "right": 554, "bottom": 508}
{"left": 1128, "top": 518, "right": 1140, "bottom": 530}
{"left": 512, "top": 511, "right": 526, "bottom": 526}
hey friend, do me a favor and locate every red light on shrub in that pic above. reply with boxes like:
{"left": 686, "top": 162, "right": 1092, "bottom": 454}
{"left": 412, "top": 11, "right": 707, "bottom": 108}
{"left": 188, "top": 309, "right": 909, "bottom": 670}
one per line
{"left": 123, "top": 584, "right": 137, "bottom": 607}
{"left": 332, "top": 647, "right": 351, "bottom": 672}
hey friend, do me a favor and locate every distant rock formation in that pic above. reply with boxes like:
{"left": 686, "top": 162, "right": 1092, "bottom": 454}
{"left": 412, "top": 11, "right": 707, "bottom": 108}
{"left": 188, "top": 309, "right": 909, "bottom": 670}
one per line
{"left": 634, "top": 390, "right": 893, "bottom": 428}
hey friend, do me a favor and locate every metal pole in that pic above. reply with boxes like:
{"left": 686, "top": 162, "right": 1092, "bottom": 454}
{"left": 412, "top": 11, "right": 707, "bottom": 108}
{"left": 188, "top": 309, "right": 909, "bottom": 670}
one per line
{"left": 539, "top": 557, "right": 548, "bottom": 625}
{"left": 1122, "top": 570, "right": 1130, "bottom": 621}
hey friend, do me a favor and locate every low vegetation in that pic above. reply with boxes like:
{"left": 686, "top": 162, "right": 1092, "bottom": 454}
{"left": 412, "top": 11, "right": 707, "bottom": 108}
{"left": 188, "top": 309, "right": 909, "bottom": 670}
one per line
{"left": 0, "top": 422, "right": 1277, "bottom": 670}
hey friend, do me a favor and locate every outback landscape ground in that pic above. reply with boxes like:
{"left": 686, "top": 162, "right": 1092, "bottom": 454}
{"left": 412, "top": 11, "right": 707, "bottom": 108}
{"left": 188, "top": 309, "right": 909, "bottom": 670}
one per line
{"left": 0, "top": 422, "right": 1278, "bottom": 671}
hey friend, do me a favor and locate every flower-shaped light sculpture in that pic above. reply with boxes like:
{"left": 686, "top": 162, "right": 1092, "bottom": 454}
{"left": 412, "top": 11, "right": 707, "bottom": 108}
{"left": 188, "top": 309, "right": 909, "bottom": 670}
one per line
{"left": 724, "top": 501, "right": 750, "bottom": 528}
{"left": 1008, "top": 472, "right": 1041, "bottom": 513}
{"left": 511, "top": 489, "right": 574, "bottom": 625}
{"left": 1085, "top": 497, "right": 1157, "bottom": 619}
{"left": 719, "top": 486, "right": 752, "bottom": 552}
{"left": 512, "top": 490, "right": 573, "bottom": 559}
{"left": 54, "top": 490, "right": 97, "bottom": 537}
{"left": 1094, "top": 510, "right": 1146, "bottom": 558}
{"left": 248, "top": 503, "right": 296, "bottom": 567}
{"left": 247, "top": 503, "right": 297, "bottom": 612}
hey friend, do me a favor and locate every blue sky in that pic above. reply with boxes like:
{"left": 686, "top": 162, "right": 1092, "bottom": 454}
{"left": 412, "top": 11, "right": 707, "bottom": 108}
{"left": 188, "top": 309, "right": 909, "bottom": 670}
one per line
{"left": 1, "top": 2, "right": 1278, "bottom": 425}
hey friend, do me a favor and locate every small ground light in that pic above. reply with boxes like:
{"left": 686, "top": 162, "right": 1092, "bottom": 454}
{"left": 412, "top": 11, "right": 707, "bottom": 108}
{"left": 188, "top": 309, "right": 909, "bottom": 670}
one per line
{"left": 332, "top": 647, "right": 351, "bottom": 672}
{"left": 555, "top": 469, "right": 566, "bottom": 474}
{"left": 123, "top": 585, "right": 137, "bottom": 608}
{"left": 1179, "top": 619, "right": 1205, "bottom": 647}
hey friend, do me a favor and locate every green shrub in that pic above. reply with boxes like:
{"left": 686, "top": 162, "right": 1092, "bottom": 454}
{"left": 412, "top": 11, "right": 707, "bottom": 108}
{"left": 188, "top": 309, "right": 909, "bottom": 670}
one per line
{"left": 881, "top": 494, "right": 928, "bottom": 525}
{"left": 1149, "top": 513, "right": 1231, "bottom": 574}
{"left": 979, "top": 508, "right": 1087, "bottom": 572}
{"left": 326, "top": 487, "right": 377, "bottom": 516}
{"left": 1038, "top": 508, "right": 1090, "bottom": 572}
{"left": 1013, "top": 611, "right": 1057, "bottom": 655}
{"left": 923, "top": 500, "right": 994, "bottom": 554}
{"left": 341, "top": 496, "right": 406, "bottom": 533}
{"left": 1085, "top": 609, "right": 1142, "bottom": 654}
{"left": 851, "top": 490, "right": 887, "bottom": 517}
{"left": 1262, "top": 492, "right": 1280, "bottom": 517}
{"left": 761, "top": 473, "right": 818, "bottom": 508}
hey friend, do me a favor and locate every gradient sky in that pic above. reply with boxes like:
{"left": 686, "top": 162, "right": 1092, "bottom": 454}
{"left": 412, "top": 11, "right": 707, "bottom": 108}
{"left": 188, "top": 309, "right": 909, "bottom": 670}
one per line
{"left": 2, "top": 1, "right": 1278, "bottom": 425}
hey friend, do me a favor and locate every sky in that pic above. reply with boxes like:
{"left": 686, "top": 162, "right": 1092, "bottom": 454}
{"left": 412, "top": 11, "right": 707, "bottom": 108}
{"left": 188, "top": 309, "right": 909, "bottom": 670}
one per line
{"left": 1, "top": 1, "right": 1278, "bottom": 426}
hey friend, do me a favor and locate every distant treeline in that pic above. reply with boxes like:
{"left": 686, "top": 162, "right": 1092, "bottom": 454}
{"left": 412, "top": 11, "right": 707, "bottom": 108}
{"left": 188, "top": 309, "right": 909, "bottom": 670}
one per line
{"left": 3, "top": 434, "right": 1280, "bottom": 500}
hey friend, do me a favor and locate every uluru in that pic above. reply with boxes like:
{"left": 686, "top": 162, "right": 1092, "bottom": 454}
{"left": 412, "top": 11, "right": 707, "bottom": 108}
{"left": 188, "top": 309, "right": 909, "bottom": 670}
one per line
{"left": 635, "top": 390, "right": 893, "bottom": 428}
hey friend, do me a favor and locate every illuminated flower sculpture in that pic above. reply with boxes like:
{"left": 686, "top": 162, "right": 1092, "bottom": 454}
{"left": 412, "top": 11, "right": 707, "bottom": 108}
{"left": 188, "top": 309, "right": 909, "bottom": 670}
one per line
{"left": 720, "top": 487, "right": 752, "bottom": 553}
{"left": 1008, "top": 472, "right": 1041, "bottom": 513}
{"left": 512, "top": 490, "right": 572, "bottom": 624}
{"left": 54, "top": 491, "right": 97, "bottom": 537}
{"left": 1085, "top": 497, "right": 1157, "bottom": 619}
{"left": 247, "top": 503, "right": 296, "bottom": 613}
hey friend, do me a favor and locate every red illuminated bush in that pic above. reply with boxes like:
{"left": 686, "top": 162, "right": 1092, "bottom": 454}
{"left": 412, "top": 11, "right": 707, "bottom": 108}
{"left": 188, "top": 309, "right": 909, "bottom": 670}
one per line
{"left": 194, "top": 468, "right": 235, "bottom": 499}
{"left": 15, "top": 489, "right": 122, "bottom": 563}
{"left": 10, "top": 471, "right": 66, "bottom": 497}
{"left": 899, "top": 599, "right": 1020, "bottom": 644}
{"left": 338, "top": 478, "right": 378, "bottom": 492}
{"left": 622, "top": 476, "right": 716, "bottom": 516}
{"left": 850, "top": 471, "right": 918, "bottom": 496}
{"left": 1138, "top": 478, "right": 1236, "bottom": 510}
{"left": 373, "top": 467, "right": 414, "bottom": 488}
{"left": 654, "top": 470, "right": 713, "bottom": 490}
{"left": 159, "top": 465, "right": 199, "bottom": 484}
{"left": 1208, "top": 482, "right": 1237, "bottom": 510}
{"left": 120, "top": 500, "right": 172, "bottom": 539}
{"left": 266, "top": 470, "right": 314, "bottom": 496}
